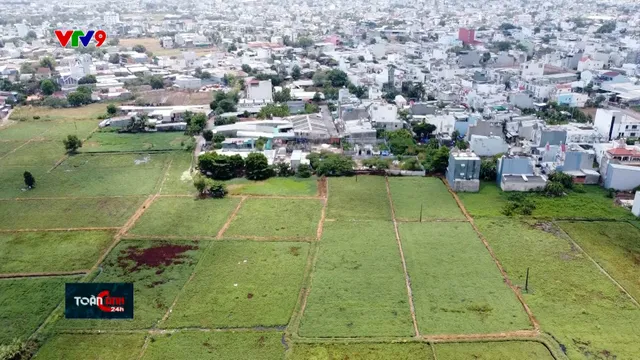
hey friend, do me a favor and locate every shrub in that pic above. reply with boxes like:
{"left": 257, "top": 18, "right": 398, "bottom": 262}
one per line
{"left": 544, "top": 181, "right": 565, "bottom": 197}
{"left": 296, "top": 164, "right": 312, "bottom": 178}
{"left": 573, "top": 184, "right": 586, "bottom": 193}
{"left": 209, "top": 181, "right": 228, "bottom": 198}
{"left": 501, "top": 193, "right": 536, "bottom": 216}
{"left": 276, "top": 162, "right": 293, "bottom": 177}
{"left": 548, "top": 171, "right": 573, "bottom": 190}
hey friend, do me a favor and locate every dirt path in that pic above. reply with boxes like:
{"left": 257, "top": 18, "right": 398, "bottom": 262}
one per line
{"left": 0, "top": 270, "right": 88, "bottom": 279}
{"left": 0, "top": 195, "right": 142, "bottom": 201}
{"left": 317, "top": 176, "right": 328, "bottom": 198}
{"left": 442, "top": 178, "right": 540, "bottom": 331}
{"left": 384, "top": 176, "right": 420, "bottom": 338}
{"left": 424, "top": 329, "right": 539, "bottom": 342}
{"left": 215, "top": 196, "right": 246, "bottom": 239}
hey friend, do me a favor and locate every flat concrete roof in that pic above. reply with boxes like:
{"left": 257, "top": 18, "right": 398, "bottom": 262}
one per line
{"left": 502, "top": 174, "right": 546, "bottom": 183}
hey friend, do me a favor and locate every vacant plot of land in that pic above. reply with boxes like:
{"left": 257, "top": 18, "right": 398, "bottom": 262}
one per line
{"left": 477, "top": 219, "right": 640, "bottom": 359}
{"left": 61, "top": 152, "right": 170, "bottom": 169}
{"left": 34, "top": 333, "right": 144, "bottom": 360}
{"left": 82, "top": 131, "right": 192, "bottom": 152}
{"left": 225, "top": 198, "right": 323, "bottom": 238}
{"left": 288, "top": 343, "right": 433, "bottom": 360}
{"left": 39, "top": 120, "right": 100, "bottom": 142}
{"left": 0, "top": 141, "right": 22, "bottom": 157}
{"left": 9, "top": 104, "right": 108, "bottom": 122}
{"left": 56, "top": 240, "right": 203, "bottom": 330}
{"left": 0, "top": 277, "right": 77, "bottom": 345}
{"left": 0, "top": 197, "right": 144, "bottom": 229}
{"left": 163, "top": 242, "right": 308, "bottom": 328}
{"left": 229, "top": 177, "right": 318, "bottom": 197}
{"left": 0, "top": 166, "right": 48, "bottom": 198}
{"left": 558, "top": 221, "right": 640, "bottom": 301}
{"left": 130, "top": 197, "right": 240, "bottom": 237}
{"left": 0, "top": 121, "right": 56, "bottom": 141}
{"left": 119, "top": 37, "right": 217, "bottom": 57}
{"left": 326, "top": 176, "right": 391, "bottom": 221}
{"left": 400, "top": 222, "right": 531, "bottom": 334}
{"left": 389, "top": 177, "right": 464, "bottom": 221}
{"left": 0, "top": 141, "right": 64, "bottom": 168}
{"left": 434, "top": 341, "right": 553, "bottom": 360}
{"left": 458, "top": 183, "right": 633, "bottom": 220}
{"left": 160, "top": 152, "right": 194, "bottom": 195}
{"left": 0, "top": 231, "right": 114, "bottom": 273}
{"left": 300, "top": 221, "right": 414, "bottom": 337}
{"left": 143, "top": 332, "right": 283, "bottom": 360}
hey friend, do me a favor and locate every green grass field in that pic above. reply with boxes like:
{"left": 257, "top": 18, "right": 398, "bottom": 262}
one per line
{"left": 130, "top": 197, "right": 240, "bottom": 238}
{"left": 34, "top": 333, "right": 144, "bottom": 360}
{"left": 9, "top": 104, "right": 109, "bottom": 122}
{"left": 56, "top": 240, "right": 203, "bottom": 330}
{"left": 300, "top": 221, "right": 414, "bottom": 337}
{"left": 0, "top": 231, "right": 114, "bottom": 273}
{"left": 0, "top": 197, "right": 144, "bottom": 229}
{"left": 39, "top": 120, "right": 100, "bottom": 142}
{"left": 163, "top": 241, "right": 308, "bottom": 328}
{"left": 143, "top": 332, "right": 283, "bottom": 360}
{"left": 288, "top": 342, "right": 433, "bottom": 360}
{"left": 389, "top": 177, "right": 464, "bottom": 221}
{"left": 225, "top": 198, "right": 323, "bottom": 238}
{"left": 229, "top": 177, "right": 318, "bottom": 196}
{"left": 458, "top": 183, "right": 633, "bottom": 220}
{"left": 326, "top": 176, "right": 391, "bottom": 221}
{"left": 433, "top": 341, "right": 554, "bottom": 360}
{"left": 0, "top": 141, "right": 64, "bottom": 168}
{"left": 160, "top": 152, "right": 194, "bottom": 195}
{"left": 82, "top": 131, "right": 192, "bottom": 152}
{"left": 0, "top": 141, "right": 23, "bottom": 157}
{"left": 0, "top": 277, "right": 79, "bottom": 345}
{"left": 400, "top": 222, "right": 531, "bottom": 334}
{"left": 476, "top": 219, "right": 640, "bottom": 359}
{"left": 0, "top": 122, "right": 57, "bottom": 141}
{"left": 558, "top": 221, "right": 640, "bottom": 301}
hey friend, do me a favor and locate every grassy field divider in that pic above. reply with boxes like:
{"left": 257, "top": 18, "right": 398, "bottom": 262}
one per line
{"left": 384, "top": 176, "right": 420, "bottom": 338}
{"left": 0, "top": 195, "right": 143, "bottom": 201}
{"left": 286, "top": 179, "right": 328, "bottom": 342}
{"left": 552, "top": 221, "right": 640, "bottom": 308}
{"left": 47, "top": 124, "right": 100, "bottom": 173}
{"left": 215, "top": 196, "right": 246, "bottom": 239}
{"left": 441, "top": 178, "right": 541, "bottom": 332}
{"left": 0, "top": 227, "right": 120, "bottom": 233}
{"left": 0, "top": 270, "right": 88, "bottom": 279}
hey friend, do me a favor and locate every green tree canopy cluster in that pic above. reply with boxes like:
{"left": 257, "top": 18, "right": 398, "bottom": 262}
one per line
{"left": 307, "top": 151, "right": 355, "bottom": 177}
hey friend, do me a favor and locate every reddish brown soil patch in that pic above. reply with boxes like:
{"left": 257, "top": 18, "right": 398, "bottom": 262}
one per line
{"left": 317, "top": 177, "right": 327, "bottom": 198}
{"left": 117, "top": 243, "right": 198, "bottom": 273}
{"left": 247, "top": 293, "right": 254, "bottom": 299}
{"left": 289, "top": 246, "right": 300, "bottom": 256}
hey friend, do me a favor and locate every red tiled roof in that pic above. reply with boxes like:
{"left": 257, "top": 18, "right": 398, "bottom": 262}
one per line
{"left": 608, "top": 148, "right": 640, "bottom": 156}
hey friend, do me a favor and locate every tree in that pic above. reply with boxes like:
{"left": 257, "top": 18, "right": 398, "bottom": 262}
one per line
{"left": 187, "top": 113, "right": 207, "bottom": 135}
{"left": 107, "top": 103, "right": 117, "bottom": 116}
{"left": 296, "top": 164, "right": 312, "bottom": 178}
{"left": 455, "top": 140, "right": 469, "bottom": 150}
{"left": 78, "top": 75, "right": 97, "bottom": 84}
{"left": 386, "top": 129, "right": 416, "bottom": 155}
{"left": 132, "top": 44, "right": 146, "bottom": 53}
{"left": 63, "top": 134, "right": 82, "bottom": 153}
{"left": 108, "top": 54, "right": 120, "bottom": 64}
{"left": 227, "top": 43, "right": 237, "bottom": 52}
{"left": 315, "top": 153, "right": 355, "bottom": 177}
{"left": 245, "top": 152, "right": 274, "bottom": 180}
{"left": 20, "top": 62, "right": 35, "bottom": 74}
{"left": 412, "top": 122, "right": 436, "bottom": 141}
{"left": 296, "top": 37, "right": 314, "bottom": 48}
{"left": 362, "top": 157, "right": 390, "bottom": 169}
{"left": 40, "top": 79, "right": 55, "bottom": 95}
{"left": 217, "top": 99, "right": 237, "bottom": 113}
{"left": 548, "top": 171, "right": 573, "bottom": 190}
{"left": 480, "top": 158, "right": 498, "bottom": 181}
{"left": 423, "top": 146, "right": 449, "bottom": 173}
{"left": 23, "top": 171, "right": 35, "bottom": 189}
{"left": 39, "top": 57, "right": 55, "bottom": 71}
{"left": 203, "top": 129, "right": 214, "bottom": 142}
{"left": 26, "top": 30, "right": 37, "bottom": 39}
{"left": 213, "top": 133, "right": 225, "bottom": 144}
{"left": 67, "top": 91, "right": 91, "bottom": 107}
{"left": 276, "top": 162, "right": 293, "bottom": 177}
{"left": 273, "top": 88, "right": 292, "bottom": 103}
{"left": 257, "top": 104, "right": 289, "bottom": 119}
{"left": 208, "top": 181, "right": 228, "bottom": 198}
{"left": 107, "top": 38, "right": 120, "bottom": 46}
{"left": 596, "top": 21, "right": 616, "bottom": 34}
{"left": 198, "top": 152, "right": 235, "bottom": 180}
{"left": 193, "top": 173, "right": 209, "bottom": 195}
{"left": 326, "top": 69, "right": 349, "bottom": 87}
{"left": 312, "top": 92, "right": 323, "bottom": 103}
{"left": 495, "top": 41, "right": 512, "bottom": 51}
{"left": 241, "top": 64, "right": 252, "bottom": 73}
{"left": 533, "top": 27, "right": 541, "bottom": 34}
{"left": 401, "top": 158, "right": 422, "bottom": 171}
{"left": 544, "top": 181, "right": 565, "bottom": 197}
{"left": 149, "top": 76, "right": 164, "bottom": 89}
{"left": 291, "top": 65, "right": 301, "bottom": 80}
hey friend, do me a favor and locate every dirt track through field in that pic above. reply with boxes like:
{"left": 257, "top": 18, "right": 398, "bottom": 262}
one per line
{"left": 47, "top": 125, "right": 100, "bottom": 173}
{"left": 0, "top": 270, "right": 88, "bottom": 279}
{"left": 442, "top": 178, "right": 541, "bottom": 332}
{"left": 384, "top": 176, "right": 420, "bottom": 337}
{"left": 215, "top": 196, "right": 246, "bottom": 239}
{"left": 0, "top": 227, "right": 120, "bottom": 233}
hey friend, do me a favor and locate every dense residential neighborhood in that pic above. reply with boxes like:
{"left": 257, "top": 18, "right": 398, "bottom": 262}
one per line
{"left": 1, "top": 0, "right": 640, "bottom": 359}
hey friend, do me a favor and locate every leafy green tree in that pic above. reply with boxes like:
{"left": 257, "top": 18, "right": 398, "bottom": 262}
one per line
{"left": 198, "top": 152, "right": 235, "bottom": 180}
{"left": 312, "top": 92, "right": 323, "bottom": 103}
{"left": 241, "top": 64, "right": 252, "bottom": 73}
{"left": 544, "top": 181, "right": 565, "bottom": 197}
{"left": 296, "top": 164, "right": 312, "bottom": 178}
{"left": 208, "top": 181, "right": 228, "bottom": 198}
{"left": 23, "top": 171, "right": 35, "bottom": 188}
{"left": 480, "top": 158, "right": 497, "bottom": 181}
{"left": 548, "top": 171, "right": 573, "bottom": 190}
{"left": 245, "top": 152, "right": 274, "bottom": 180}
{"left": 63, "top": 134, "right": 82, "bottom": 153}
{"left": 423, "top": 146, "right": 449, "bottom": 173}
{"left": 20, "top": 62, "right": 35, "bottom": 74}
{"left": 149, "top": 76, "right": 164, "bottom": 89}
{"left": 108, "top": 54, "right": 120, "bottom": 64}
{"left": 296, "top": 37, "right": 314, "bottom": 48}
{"left": 412, "top": 122, "right": 436, "bottom": 140}
{"left": 314, "top": 153, "right": 355, "bottom": 176}
{"left": 40, "top": 79, "right": 55, "bottom": 95}
{"left": 257, "top": 104, "right": 290, "bottom": 119}
{"left": 67, "top": 91, "right": 91, "bottom": 107}
{"left": 229, "top": 155, "right": 245, "bottom": 177}
{"left": 273, "top": 88, "right": 292, "bottom": 103}
{"left": 132, "top": 44, "right": 146, "bottom": 53}
{"left": 193, "top": 173, "right": 209, "bottom": 195}
{"left": 401, "top": 158, "right": 422, "bottom": 171}
{"left": 276, "top": 162, "right": 293, "bottom": 177}
{"left": 291, "top": 65, "right": 301, "bottom": 80}
{"left": 203, "top": 129, "right": 214, "bottom": 142}
{"left": 39, "top": 57, "right": 55, "bottom": 70}
{"left": 362, "top": 157, "right": 390, "bottom": 169}
{"left": 107, "top": 103, "right": 117, "bottom": 116}
{"left": 78, "top": 75, "right": 97, "bottom": 84}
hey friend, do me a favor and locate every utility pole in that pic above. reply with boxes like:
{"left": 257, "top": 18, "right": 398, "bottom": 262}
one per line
{"left": 525, "top": 267, "right": 530, "bottom": 293}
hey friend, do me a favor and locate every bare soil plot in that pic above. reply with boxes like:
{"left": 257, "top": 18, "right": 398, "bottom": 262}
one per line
{"left": 142, "top": 332, "right": 283, "bottom": 360}
{"left": 225, "top": 198, "right": 323, "bottom": 238}
{"left": 400, "top": 222, "right": 531, "bottom": 334}
{"left": 162, "top": 241, "right": 308, "bottom": 328}
{"left": 56, "top": 240, "right": 203, "bottom": 330}
{"left": 326, "top": 176, "right": 391, "bottom": 221}
{"left": 0, "top": 197, "right": 145, "bottom": 230}
{"left": 299, "top": 221, "right": 414, "bottom": 337}
{"left": 34, "top": 333, "right": 145, "bottom": 360}
{"left": 130, "top": 197, "right": 240, "bottom": 237}
{"left": 477, "top": 219, "right": 640, "bottom": 359}
{"left": 82, "top": 131, "right": 192, "bottom": 153}
{"left": 0, "top": 230, "right": 114, "bottom": 273}
{"left": 0, "top": 276, "right": 79, "bottom": 345}
{"left": 389, "top": 177, "right": 464, "bottom": 221}
{"left": 9, "top": 103, "right": 108, "bottom": 122}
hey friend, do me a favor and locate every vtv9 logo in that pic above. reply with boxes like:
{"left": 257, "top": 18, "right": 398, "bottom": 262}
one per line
{"left": 54, "top": 29, "right": 108, "bottom": 48}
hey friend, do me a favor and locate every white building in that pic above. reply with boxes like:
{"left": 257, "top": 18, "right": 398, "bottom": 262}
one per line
{"left": 15, "top": 24, "right": 28, "bottom": 38}
{"left": 174, "top": 75, "right": 201, "bottom": 89}
{"left": 369, "top": 102, "right": 400, "bottom": 130}
{"left": 594, "top": 108, "right": 640, "bottom": 141}
{"left": 104, "top": 12, "right": 120, "bottom": 26}
{"left": 520, "top": 61, "right": 545, "bottom": 80}
{"left": 246, "top": 79, "right": 273, "bottom": 102}
{"left": 577, "top": 57, "right": 605, "bottom": 72}
{"left": 161, "top": 37, "right": 174, "bottom": 49}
